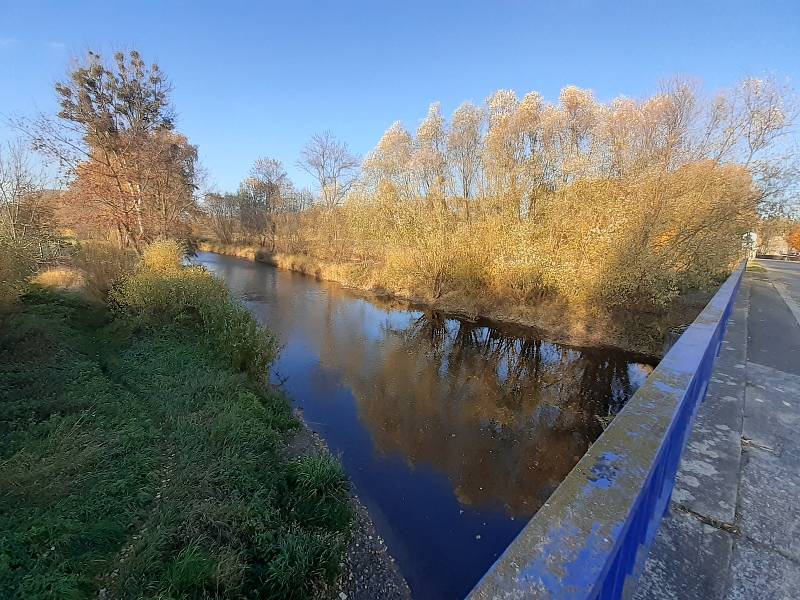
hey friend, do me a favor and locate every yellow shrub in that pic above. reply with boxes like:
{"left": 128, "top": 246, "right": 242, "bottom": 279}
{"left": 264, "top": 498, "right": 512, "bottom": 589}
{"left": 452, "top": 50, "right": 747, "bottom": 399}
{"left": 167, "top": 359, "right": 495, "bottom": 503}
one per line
{"left": 142, "top": 239, "right": 184, "bottom": 274}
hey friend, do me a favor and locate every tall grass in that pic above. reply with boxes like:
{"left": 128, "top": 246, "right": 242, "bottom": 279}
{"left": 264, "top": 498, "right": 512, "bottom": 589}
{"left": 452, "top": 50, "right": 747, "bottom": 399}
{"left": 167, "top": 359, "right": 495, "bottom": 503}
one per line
{"left": 112, "top": 241, "right": 278, "bottom": 379}
{"left": 0, "top": 287, "right": 352, "bottom": 599}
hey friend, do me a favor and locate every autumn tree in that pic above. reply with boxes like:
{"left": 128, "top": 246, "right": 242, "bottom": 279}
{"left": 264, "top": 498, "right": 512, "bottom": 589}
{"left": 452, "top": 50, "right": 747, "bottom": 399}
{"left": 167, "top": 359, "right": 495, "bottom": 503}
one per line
{"left": 446, "top": 102, "right": 483, "bottom": 219}
{"left": 411, "top": 103, "right": 447, "bottom": 206}
{"left": 236, "top": 158, "right": 285, "bottom": 244}
{"left": 203, "top": 192, "right": 239, "bottom": 244}
{"left": 327, "top": 76, "right": 795, "bottom": 307}
{"left": 363, "top": 122, "right": 414, "bottom": 199}
{"left": 787, "top": 223, "right": 800, "bottom": 252}
{"left": 22, "top": 50, "right": 198, "bottom": 251}
{"left": 298, "top": 132, "right": 359, "bottom": 209}
{"left": 0, "top": 140, "right": 51, "bottom": 246}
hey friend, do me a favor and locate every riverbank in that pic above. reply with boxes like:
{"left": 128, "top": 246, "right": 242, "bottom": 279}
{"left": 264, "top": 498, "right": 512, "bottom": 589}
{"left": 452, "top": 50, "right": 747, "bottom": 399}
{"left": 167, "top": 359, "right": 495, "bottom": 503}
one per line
{"left": 198, "top": 241, "right": 709, "bottom": 357}
{"left": 287, "top": 419, "right": 411, "bottom": 600}
{"left": 0, "top": 283, "right": 405, "bottom": 598}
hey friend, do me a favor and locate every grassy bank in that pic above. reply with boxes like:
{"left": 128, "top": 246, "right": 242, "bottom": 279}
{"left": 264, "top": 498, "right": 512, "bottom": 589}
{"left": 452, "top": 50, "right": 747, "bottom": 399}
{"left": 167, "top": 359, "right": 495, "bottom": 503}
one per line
{"left": 197, "top": 240, "right": 709, "bottom": 357}
{"left": 0, "top": 283, "right": 352, "bottom": 598}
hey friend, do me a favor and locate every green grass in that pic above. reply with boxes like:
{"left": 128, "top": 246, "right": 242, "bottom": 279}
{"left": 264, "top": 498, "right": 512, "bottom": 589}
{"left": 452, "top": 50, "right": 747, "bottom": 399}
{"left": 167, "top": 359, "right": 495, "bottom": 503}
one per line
{"left": 0, "top": 288, "right": 351, "bottom": 599}
{"left": 746, "top": 263, "right": 767, "bottom": 273}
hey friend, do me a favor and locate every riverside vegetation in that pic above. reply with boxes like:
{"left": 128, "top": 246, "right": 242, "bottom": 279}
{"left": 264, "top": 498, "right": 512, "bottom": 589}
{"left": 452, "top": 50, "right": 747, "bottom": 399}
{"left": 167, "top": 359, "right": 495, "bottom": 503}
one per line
{"left": 5, "top": 50, "right": 798, "bottom": 350}
{"left": 0, "top": 48, "right": 797, "bottom": 597}
{"left": 1, "top": 52, "right": 358, "bottom": 599}
{"left": 198, "top": 79, "right": 797, "bottom": 352}
{"left": 0, "top": 242, "right": 353, "bottom": 599}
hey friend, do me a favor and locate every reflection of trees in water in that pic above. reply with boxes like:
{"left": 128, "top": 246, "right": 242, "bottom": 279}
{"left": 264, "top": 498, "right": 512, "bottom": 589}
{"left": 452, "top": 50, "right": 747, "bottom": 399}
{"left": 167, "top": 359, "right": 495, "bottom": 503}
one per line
{"left": 302, "top": 301, "right": 654, "bottom": 517}
{"left": 209, "top": 256, "right": 655, "bottom": 518}
{"left": 404, "top": 311, "right": 642, "bottom": 421}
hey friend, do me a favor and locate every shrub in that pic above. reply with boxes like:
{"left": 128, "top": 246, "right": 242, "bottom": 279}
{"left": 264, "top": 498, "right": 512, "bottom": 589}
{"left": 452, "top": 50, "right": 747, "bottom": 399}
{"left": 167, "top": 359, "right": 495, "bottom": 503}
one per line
{"left": 31, "top": 267, "right": 87, "bottom": 292}
{"left": 142, "top": 239, "right": 184, "bottom": 274}
{"left": 112, "top": 248, "right": 278, "bottom": 379}
{"left": 72, "top": 240, "right": 138, "bottom": 299}
{"left": 0, "top": 241, "right": 37, "bottom": 305}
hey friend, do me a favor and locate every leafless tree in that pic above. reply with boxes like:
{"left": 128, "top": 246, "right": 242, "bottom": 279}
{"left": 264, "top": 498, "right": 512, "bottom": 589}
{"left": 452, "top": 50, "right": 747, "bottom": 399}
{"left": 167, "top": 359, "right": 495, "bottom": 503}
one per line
{"left": 297, "top": 131, "right": 359, "bottom": 209}
{"left": 0, "top": 140, "right": 49, "bottom": 243}
{"left": 203, "top": 192, "right": 239, "bottom": 244}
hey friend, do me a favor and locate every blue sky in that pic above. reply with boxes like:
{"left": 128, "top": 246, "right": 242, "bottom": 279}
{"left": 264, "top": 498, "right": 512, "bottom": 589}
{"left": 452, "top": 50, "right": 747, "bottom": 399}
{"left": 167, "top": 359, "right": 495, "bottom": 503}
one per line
{"left": 1, "top": 0, "right": 798, "bottom": 191}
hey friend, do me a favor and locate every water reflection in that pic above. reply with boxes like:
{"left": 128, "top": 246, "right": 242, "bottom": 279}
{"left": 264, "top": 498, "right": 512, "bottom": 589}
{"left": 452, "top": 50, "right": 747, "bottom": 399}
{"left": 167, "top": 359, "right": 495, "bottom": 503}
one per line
{"left": 195, "top": 252, "right": 655, "bottom": 600}
{"left": 352, "top": 310, "right": 651, "bottom": 515}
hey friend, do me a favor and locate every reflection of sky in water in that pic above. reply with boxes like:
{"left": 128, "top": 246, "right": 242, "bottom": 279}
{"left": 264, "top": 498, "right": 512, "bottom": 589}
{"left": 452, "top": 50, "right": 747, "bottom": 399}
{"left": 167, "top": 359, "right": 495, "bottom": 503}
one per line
{"left": 196, "top": 252, "right": 658, "bottom": 600}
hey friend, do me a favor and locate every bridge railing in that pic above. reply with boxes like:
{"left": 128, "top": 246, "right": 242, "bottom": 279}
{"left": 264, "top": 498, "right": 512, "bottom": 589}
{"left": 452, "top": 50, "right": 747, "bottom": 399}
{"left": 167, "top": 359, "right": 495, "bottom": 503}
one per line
{"left": 468, "top": 261, "right": 747, "bottom": 600}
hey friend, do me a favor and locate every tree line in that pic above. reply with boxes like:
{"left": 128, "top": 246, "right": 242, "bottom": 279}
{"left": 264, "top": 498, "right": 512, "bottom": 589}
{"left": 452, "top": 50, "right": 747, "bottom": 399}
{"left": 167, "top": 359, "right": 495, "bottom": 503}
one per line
{"left": 2, "top": 49, "right": 798, "bottom": 310}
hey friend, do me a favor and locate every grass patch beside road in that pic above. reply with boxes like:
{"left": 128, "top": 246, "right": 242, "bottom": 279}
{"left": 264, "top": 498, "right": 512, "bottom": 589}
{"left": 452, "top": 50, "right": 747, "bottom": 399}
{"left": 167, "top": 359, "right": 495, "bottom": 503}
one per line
{"left": 747, "top": 262, "right": 768, "bottom": 273}
{"left": 0, "top": 287, "right": 351, "bottom": 599}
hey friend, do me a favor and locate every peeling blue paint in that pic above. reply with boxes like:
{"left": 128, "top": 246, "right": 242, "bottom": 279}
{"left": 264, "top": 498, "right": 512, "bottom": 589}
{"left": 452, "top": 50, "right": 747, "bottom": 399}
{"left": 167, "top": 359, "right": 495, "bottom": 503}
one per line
{"left": 588, "top": 453, "right": 621, "bottom": 489}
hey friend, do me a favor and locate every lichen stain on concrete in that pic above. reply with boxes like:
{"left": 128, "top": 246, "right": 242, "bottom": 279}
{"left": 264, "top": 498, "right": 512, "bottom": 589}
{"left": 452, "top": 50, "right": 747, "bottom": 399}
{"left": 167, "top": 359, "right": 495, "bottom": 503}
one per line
{"left": 681, "top": 459, "right": 718, "bottom": 477}
{"left": 687, "top": 440, "right": 720, "bottom": 459}
{"left": 677, "top": 473, "right": 700, "bottom": 488}
{"left": 671, "top": 488, "right": 694, "bottom": 505}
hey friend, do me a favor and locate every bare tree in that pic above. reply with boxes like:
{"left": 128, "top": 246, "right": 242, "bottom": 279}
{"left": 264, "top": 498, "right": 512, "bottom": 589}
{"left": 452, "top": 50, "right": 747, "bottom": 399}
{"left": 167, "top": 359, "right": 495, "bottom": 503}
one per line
{"left": 0, "top": 140, "right": 49, "bottom": 244}
{"left": 203, "top": 192, "right": 239, "bottom": 244}
{"left": 245, "top": 157, "right": 291, "bottom": 213}
{"left": 297, "top": 131, "right": 359, "bottom": 209}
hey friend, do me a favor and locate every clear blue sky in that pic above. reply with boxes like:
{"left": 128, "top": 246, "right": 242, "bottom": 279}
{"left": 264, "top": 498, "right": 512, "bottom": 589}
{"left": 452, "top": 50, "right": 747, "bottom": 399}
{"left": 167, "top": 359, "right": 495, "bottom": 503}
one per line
{"left": 1, "top": 0, "right": 798, "bottom": 191}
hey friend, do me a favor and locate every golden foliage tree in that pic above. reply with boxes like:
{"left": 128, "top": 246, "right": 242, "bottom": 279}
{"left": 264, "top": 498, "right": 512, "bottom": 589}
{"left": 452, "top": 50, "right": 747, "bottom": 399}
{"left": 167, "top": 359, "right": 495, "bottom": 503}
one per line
{"left": 788, "top": 224, "right": 800, "bottom": 252}
{"left": 24, "top": 50, "right": 198, "bottom": 252}
{"left": 318, "top": 77, "right": 793, "bottom": 307}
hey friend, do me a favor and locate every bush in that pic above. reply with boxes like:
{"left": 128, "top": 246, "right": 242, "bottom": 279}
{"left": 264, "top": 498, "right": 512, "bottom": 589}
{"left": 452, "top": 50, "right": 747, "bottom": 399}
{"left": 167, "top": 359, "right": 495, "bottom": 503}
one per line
{"left": 31, "top": 267, "right": 87, "bottom": 292}
{"left": 112, "top": 248, "right": 278, "bottom": 379}
{"left": 0, "top": 240, "right": 37, "bottom": 305}
{"left": 142, "top": 239, "right": 184, "bottom": 274}
{"left": 72, "top": 240, "right": 138, "bottom": 299}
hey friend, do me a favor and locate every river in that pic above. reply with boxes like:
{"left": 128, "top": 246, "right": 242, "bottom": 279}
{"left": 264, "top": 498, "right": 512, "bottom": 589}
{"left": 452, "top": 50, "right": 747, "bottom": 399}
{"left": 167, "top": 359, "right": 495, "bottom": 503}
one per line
{"left": 195, "top": 251, "right": 656, "bottom": 599}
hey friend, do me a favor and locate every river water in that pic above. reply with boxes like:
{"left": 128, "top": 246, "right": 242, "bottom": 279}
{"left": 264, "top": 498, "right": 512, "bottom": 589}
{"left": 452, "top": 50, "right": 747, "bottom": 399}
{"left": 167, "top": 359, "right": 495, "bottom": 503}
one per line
{"left": 195, "top": 252, "right": 656, "bottom": 599}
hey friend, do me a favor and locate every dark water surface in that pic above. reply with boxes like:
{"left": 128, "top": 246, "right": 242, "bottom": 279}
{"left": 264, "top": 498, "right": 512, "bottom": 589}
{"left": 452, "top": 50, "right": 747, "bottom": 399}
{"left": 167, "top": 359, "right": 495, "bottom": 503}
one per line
{"left": 195, "top": 252, "right": 656, "bottom": 599}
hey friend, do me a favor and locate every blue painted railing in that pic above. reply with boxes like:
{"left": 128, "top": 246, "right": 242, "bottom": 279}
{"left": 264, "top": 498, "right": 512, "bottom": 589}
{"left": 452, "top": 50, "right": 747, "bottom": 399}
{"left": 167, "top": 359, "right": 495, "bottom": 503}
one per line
{"left": 468, "top": 261, "right": 747, "bottom": 600}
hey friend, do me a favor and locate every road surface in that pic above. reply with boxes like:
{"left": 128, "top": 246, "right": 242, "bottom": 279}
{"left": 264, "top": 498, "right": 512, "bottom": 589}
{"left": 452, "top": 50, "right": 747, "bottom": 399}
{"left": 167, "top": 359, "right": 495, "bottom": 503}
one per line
{"left": 634, "top": 259, "right": 800, "bottom": 599}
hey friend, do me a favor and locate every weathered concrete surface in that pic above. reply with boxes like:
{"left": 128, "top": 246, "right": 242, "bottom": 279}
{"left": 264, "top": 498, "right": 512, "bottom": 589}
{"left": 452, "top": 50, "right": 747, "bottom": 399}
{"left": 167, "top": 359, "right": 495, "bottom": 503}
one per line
{"left": 670, "top": 280, "right": 748, "bottom": 525}
{"left": 759, "top": 259, "right": 800, "bottom": 329}
{"left": 634, "top": 260, "right": 800, "bottom": 599}
{"left": 742, "top": 362, "right": 800, "bottom": 457}
{"left": 738, "top": 432, "right": 800, "bottom": 561}
{"left": 631, "top": 508, "right": 733, "bottom": 600}
{"left": 746, "top": 262, "right": 800, "bottom": 375}
{"left": 727, "top": 537, "right": 799, "bottom": 600}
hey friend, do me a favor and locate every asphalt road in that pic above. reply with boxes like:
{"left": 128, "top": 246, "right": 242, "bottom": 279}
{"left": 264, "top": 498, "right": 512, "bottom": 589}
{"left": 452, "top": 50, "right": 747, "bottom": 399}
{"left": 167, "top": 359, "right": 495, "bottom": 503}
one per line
{"left": 748, "top": 259, "right": 800, "bottom": 375}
